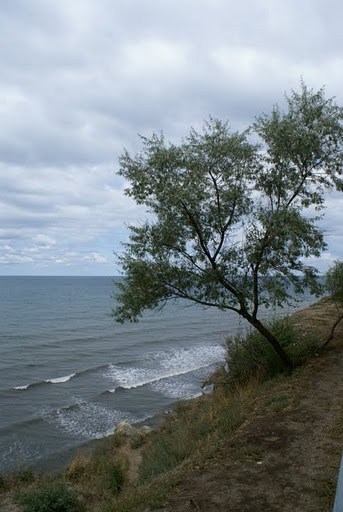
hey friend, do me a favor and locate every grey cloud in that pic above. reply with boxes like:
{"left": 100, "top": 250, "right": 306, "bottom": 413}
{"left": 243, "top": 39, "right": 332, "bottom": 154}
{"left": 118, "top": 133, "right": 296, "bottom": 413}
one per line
{"left": 1, "top": 0, "right": 342, "bottom": 168}
{"left": 0, "top": 0, "right": 342, "bottom": 274}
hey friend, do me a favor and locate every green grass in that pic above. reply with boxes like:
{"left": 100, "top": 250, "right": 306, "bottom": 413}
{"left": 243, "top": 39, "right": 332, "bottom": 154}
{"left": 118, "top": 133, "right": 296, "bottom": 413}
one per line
{"left": 65, "top": 440, "right": 127, "bottom": 498}
{"left": 138, "top": 389, "right": 247, "bottom": 485}
{"left": 263, "top": 392, "right": 290, "bottom": 412}
{"left": 101, "top": 472, "right": 180, "bottom": 512}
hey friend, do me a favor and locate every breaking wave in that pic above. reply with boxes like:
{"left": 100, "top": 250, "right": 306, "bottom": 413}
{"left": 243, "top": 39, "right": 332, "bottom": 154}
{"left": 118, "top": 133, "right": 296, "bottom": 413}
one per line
{"left": 105, "top": 344, "right": 225, "bottom": 391}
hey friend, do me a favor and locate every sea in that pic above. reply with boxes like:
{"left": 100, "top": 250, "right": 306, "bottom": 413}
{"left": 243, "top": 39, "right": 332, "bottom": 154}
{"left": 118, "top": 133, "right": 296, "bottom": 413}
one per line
{"left": 0, "top": 276, "right": 315, "bottom": 474}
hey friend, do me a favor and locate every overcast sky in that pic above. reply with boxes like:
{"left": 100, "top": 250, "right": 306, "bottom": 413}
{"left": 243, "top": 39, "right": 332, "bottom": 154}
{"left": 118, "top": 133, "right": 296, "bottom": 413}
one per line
{"left": 0, "top": 0, "right": 342, "bottom": 276}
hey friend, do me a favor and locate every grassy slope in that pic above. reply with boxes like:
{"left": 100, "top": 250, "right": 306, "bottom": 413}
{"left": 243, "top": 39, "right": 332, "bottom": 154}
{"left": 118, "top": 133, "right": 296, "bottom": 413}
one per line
{"left": 155, "top": 302, "right": 343, "bottom": 512}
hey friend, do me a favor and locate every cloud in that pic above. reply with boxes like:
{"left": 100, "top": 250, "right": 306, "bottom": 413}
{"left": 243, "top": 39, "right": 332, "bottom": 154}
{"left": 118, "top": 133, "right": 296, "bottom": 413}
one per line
{"left": 0, "top": 159, "right": 144, "bottom": 273}
{"left": 0, "top": 0, "right": 342, "bottom": 274}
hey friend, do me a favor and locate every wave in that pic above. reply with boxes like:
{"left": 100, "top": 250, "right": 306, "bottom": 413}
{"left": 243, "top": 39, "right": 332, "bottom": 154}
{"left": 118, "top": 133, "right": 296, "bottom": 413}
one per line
{"left": 104, "top": 387, "right": 121, "bottom": 394}
{"left": 101, "top": 363, "right": 218, "bottom": 400}
{"left": 13, "top": 380, "right": 45, "bottom": 391}
{"left": 13, "top": 374, "right": 75, "bottom": 390}
{"left": 45, "top": 374, "right": 76, "bottom": 384}
{"left": 44, "top": 399, "right": 146, "bottom": 440}
{"left": 0, "top": 411, "right": 49, "bottom": 436}
{"left": 105, "top": 344, "right": 226, "bottom": 391}
{"left": 11, "top": 343, "right": 225, "bottom": 399}
{"left": 104, "top": 367, "right": 205, "bottom": 392}
{"left": 12, "top": 363, "right": 111, "bottom": 391}
{"left": 0, "top": 397, "right": 144, "bottom": 443}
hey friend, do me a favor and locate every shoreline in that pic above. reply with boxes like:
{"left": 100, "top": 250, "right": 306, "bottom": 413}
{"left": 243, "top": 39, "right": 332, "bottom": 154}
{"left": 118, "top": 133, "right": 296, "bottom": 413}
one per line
{"left": 4, "top": 298, "right": 319, "bottom": 478}
{"left": 27, "top": 405, "right": 176, "bottom": 476}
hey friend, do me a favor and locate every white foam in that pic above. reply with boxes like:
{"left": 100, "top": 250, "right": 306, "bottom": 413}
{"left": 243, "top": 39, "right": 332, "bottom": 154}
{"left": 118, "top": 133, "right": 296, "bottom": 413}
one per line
{"left": 150, "top": 364, "right": 216, "bottom": 399}
{"left": 151, "top": 378, "right": 203, "bottom": 399}
{"left": 107, "top": 366, "right": 168, "bottom": 390}
{"left": 106, "top": 344, "right": 225, "bottom": 390}
{"left": 45, "top": 374, "right": 76, "bottom": 384}
{"left": 46, "top": 401, "right": 138, "bottom": 440}
{"left": 13, "top": 384, "right": 30, "bottom": 391}
{"left": 159, "top": 344, "right": 225, "bottom": 375}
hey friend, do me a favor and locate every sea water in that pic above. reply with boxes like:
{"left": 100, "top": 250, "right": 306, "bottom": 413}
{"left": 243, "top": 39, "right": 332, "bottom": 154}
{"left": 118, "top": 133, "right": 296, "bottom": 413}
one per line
{"left": 0, "top": 276, "right": 314, "bottom": 473}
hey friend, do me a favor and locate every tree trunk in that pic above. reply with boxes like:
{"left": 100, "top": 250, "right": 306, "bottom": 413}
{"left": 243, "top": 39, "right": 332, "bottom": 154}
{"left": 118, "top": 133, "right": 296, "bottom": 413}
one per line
{"left": 321, "top": 312, "right": 343, "bottom": 349}
{"left": 242, "top": 311, "right": 294, "bottom": 370}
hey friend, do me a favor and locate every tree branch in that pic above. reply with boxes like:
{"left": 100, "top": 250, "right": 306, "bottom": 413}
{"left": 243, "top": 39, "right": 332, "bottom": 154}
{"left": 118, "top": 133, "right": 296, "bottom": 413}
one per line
{"left": 161, "top": 279, "right": 241, "bottom": 314}
{"left": 180, "top": 200, "right": 212, "bottom": 261}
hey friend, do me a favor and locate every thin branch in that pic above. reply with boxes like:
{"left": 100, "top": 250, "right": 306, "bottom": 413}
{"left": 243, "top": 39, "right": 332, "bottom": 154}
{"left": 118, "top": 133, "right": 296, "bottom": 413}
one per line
{"left": 163, "top": 243, "right": 206, "bottom": 274}
{"left": 213, "top": 197, "right": 238, "bottom": 261}
{"left": 208, "top": 169, "right": 223, "bottom": 230}
{"left": 180, "top": 200, "right": 212, "bottom": 261}
{"left": 160, "top": 279, "right": 241, "bottom": 314}
{"left": 180, "top": 200, "right": 245, "bottom": 305}
{"left": 285, "top": 160, "right": 321, "bottom": 208}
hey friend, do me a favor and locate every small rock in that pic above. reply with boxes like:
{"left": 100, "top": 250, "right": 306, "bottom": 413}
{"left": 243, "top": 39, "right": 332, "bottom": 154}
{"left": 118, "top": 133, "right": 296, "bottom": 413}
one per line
{"left": 115, "top": 421, "right": 137, "bottom": 437}
{"left": 137, "top": 425, "right": 152, "bottom": 436}
{"left": 202, "top": 383, "right": 214, "bottom": 395}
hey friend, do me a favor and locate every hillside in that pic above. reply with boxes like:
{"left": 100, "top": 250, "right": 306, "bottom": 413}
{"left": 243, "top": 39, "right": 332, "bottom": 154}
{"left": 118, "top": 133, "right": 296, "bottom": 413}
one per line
{"left": 153, "top": 300, "right": 343, "bottom": 511}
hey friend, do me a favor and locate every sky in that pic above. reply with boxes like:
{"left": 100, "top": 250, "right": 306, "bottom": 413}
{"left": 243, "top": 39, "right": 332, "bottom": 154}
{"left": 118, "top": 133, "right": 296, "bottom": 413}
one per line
{"left": 0, "top": 0, "right": 342, "bottom": 276}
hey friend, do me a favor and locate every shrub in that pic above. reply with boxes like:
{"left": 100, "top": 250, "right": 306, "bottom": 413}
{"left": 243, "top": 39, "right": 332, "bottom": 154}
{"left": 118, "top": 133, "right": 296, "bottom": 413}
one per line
{"left": 65, "top": 454, "right": 89, "bottom": 483}
{"left": 15, "top": 481, "right": 83, "bottom": 512}
{"left": 103, "top": 463, "right": 125, "bottom": 494}
{"left": 0, "top": 468, "right": 38, "bottom": 494}
{"left": 65, "top": 439, "right": 128, "bottom": 499}
{"left": 14, "top": 468, "right": 36, "bottom": 484}
{"left": 326, "top": 260, "right": 343, "bottom": 303}
{"left": 225, "top": 317, "right": 319, "bottom": 387}
{"left": 0, "top": 475, "right": 5, "bottom": 492}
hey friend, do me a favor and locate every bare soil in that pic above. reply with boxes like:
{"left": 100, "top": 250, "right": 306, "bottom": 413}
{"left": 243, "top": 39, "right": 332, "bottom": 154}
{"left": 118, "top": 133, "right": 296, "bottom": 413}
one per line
{"left": 154, "top": 300, "right": 343, "bottom": 512}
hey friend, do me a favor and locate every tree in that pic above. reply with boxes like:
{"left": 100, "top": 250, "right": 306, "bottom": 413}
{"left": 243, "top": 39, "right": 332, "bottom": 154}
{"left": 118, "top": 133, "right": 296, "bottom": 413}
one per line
{"left": 113, "top": 83, "right": 343, "bottom": 370}
{"left": 322, "top": 260, "right": 343, "bottom": 347}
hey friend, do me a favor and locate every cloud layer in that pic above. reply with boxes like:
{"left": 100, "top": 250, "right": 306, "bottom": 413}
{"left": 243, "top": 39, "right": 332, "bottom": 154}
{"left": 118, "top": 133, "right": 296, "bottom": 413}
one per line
{"left": 0, "top": 0, "right": 342, "bottom": 274}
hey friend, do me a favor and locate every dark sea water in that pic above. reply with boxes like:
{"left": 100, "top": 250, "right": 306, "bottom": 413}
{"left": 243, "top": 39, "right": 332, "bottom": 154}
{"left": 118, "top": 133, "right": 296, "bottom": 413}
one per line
{"left": 0, "top": 276, "right": 315, "bottom": 474}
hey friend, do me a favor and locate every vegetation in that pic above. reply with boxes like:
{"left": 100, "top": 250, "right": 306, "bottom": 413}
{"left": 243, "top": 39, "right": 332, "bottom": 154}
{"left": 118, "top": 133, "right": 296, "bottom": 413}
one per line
{"left": 15, "top": 481, "right": 83, "bottom": 512}
{"left": 113, "top": 82, "right": 343, "bottom": 369}
{"left": 323, "top": 260, "right": 343, "bottom": 346}
{"left": 225, "top": 317, "right": 320, "bottom": 386}
{"left": 326, "top": 260, "right": 343, "bottom": 303}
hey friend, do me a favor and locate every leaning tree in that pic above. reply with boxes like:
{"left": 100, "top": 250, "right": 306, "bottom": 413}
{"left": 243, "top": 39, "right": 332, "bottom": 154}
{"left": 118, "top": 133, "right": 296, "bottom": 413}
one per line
{"left": 113, "top": 83, "right": 343, "bottom": 369}
{"left": 323, "top": 260, "right": 343, "bottom": 347}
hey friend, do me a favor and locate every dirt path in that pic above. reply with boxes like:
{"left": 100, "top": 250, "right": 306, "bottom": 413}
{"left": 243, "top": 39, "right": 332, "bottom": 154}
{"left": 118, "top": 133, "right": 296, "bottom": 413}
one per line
{"left": 157, "top": 303, "right": 343, "bottom": 512}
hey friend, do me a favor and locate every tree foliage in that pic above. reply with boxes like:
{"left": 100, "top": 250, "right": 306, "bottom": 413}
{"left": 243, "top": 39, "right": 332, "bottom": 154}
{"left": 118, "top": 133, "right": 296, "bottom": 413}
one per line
{"left": 326, "top": 260, "right": 343, "bottom": 304}
{"left": 113, "top": 83, "right": 343, "bottom": 368}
